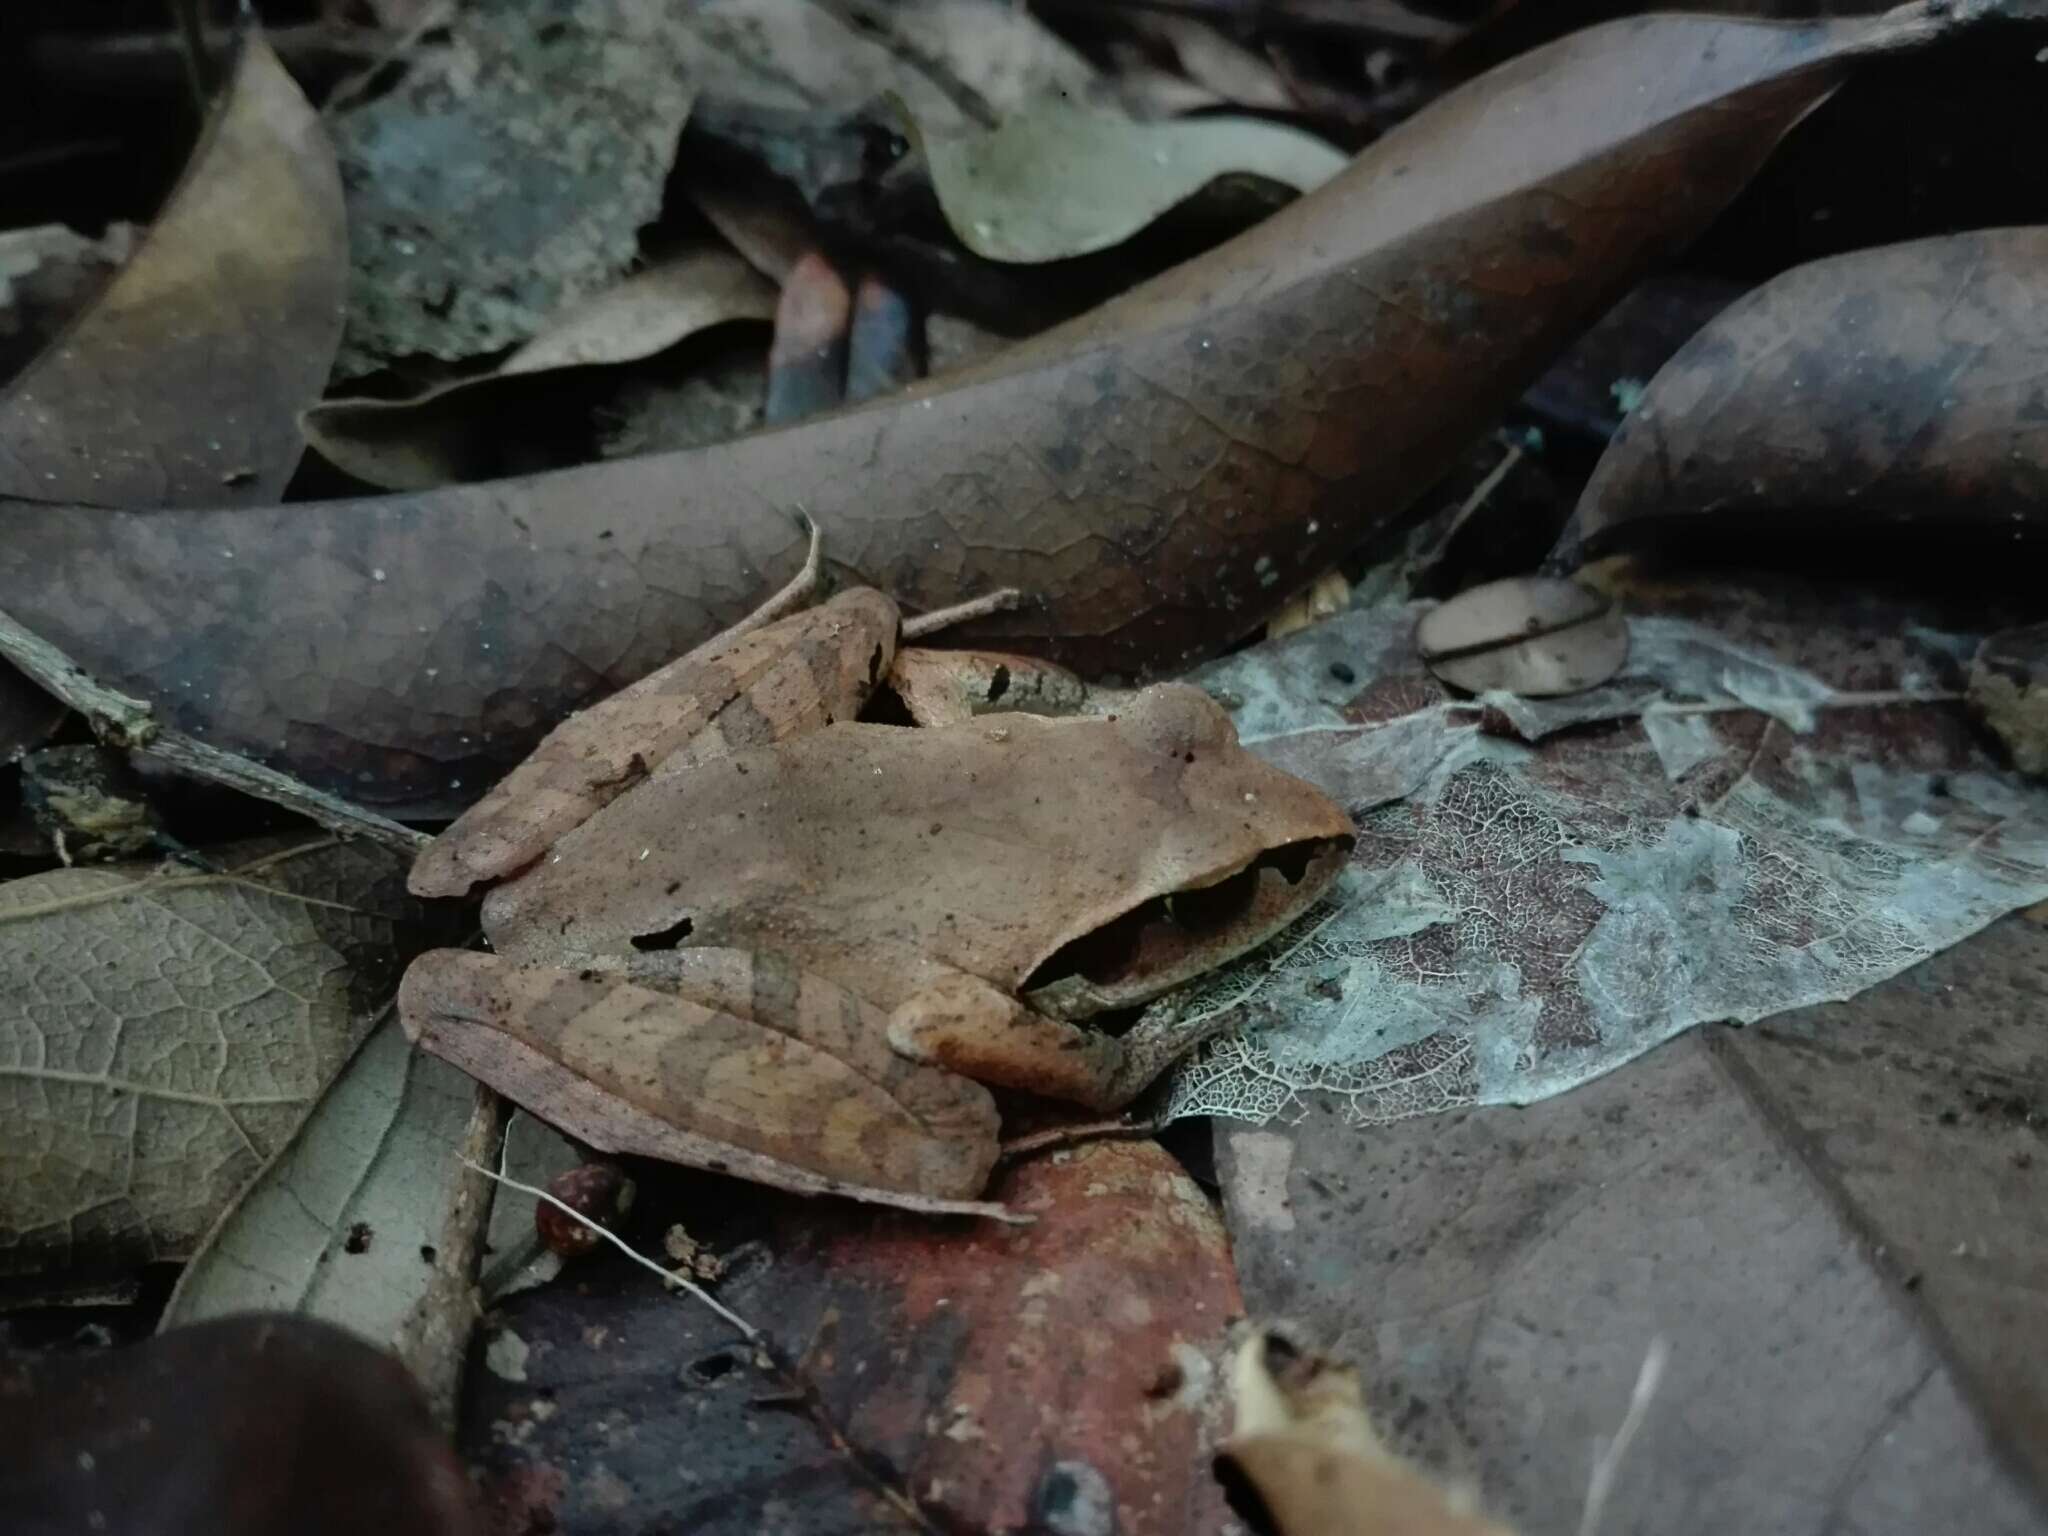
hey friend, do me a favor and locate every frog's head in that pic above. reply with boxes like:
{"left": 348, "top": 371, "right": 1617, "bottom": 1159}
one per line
{"left": 1019, "top": 683, "right": 1354, "bottom": 1020}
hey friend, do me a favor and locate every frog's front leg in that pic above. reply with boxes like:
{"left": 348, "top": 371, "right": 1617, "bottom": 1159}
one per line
{"left": 399, "top": 948, "right": 999, "bottom": 1206}
{"left": 886, "top": 973, "right": 1145, "bottom": 1111}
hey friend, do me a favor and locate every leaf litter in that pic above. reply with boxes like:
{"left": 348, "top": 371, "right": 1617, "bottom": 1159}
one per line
{"left": 0, "top": 838, "right": 454, "bottom": 1288}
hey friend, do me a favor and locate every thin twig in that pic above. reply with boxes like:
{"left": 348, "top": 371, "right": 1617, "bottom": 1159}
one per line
{"left": 0, "top": 604, "right": 425, "bottom": 854}
{"left": 725, "top": 514, "right": 826, "bottom": 641}
{"left": 998, "top": 1116, "right": 1164, "bottom": 1165}
{"left": 1578, "top": 1336, "right": 1670, "bottom": 1536}
{"left": 902, "top": 588, "right": 1023, "bottom": 640}
{"left": 396, "top": 1085, "right": 508, "bottom": 1430}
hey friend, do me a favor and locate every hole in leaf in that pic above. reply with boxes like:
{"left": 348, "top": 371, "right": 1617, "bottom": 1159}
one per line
{"left": 689, "top": 1350, "right": 740, "bottom": 1384}
{"left": 630, "top": 915, "right": 695, "bottom": 951}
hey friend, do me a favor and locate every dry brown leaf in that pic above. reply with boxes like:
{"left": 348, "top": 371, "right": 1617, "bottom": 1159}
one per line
{"left": 301, "top": 250, "right": 776, "bottom": 490}
{"left": 1572, "top": 227, "right": 2048, "bottom": 562}
{"left": 0, "top": 35, "right": 344, "bottom": 506}
{"left": 0, "top": 6, "right": 1986, "bottom": 814}
{"left": 1220, "top": 1330, "right": 1515, "bottom": 1536}
{"left": 0, "top": 838, "right": 453, "bottom": 1290}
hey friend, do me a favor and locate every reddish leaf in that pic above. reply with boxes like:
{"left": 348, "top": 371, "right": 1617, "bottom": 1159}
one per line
{"left": 463, "top": 1139, "right": 1241, "bottom": 1535}
{"left": 0, "top": 9, "right": 1970, "bottom": 811}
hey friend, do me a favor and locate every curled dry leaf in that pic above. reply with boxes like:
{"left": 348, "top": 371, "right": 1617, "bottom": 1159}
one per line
{"left": 912, "top": 98, "right": 1345, "bottom": 263}
{"left": 301, "top": 250, "right": 777, "bottom": 490}
{"left": 1572, "top": 227, "right": 2048, "bottom": 562}
{"left": 1219, "top": 1330, "right": 1513, "bottom": 1536}
{"left": 0, "top": 7, "right": 1973, "bottom": 812}
{"left": 0, "top": 35, "right": 344, "bottom": 506}
{"left": 462, "top": 1138, "right": 1241, "bottom": 1536}
{"left": 0, "top": 838, "right": 454, "bottom": 1289}
{"left": 1416, "top": 576, "right": 1629, "bottom": 698}
{"left": 158, "top": 1015, "right": 483, "bottom": 1343}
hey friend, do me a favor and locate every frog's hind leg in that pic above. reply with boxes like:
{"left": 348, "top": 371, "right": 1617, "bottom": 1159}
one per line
{"left": 887, "top": 973, "right": 1138, "bottom": 1111}
{"left": 398, "top": 948, "right": 999, "bottom": 1206}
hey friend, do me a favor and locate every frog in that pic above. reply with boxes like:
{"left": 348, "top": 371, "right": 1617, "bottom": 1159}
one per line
{"left": 397, "top": 575, "right": 1353, "bottom": 1210}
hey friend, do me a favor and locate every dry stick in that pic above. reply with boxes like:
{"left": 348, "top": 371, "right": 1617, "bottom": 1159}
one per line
{"left": 396, "top": 1084, "right": 509, "bottom": 1431}
{"left": 902, "top": 588, "right": 1024, "bottom": 640}
{"left": 998, "top": 1116, "right": 1165, "bottom": 1165}
{"left": 726, "top": 514, "right": 826, "bottom": 641}
{"left": 465, "top": 1159, "right": 946, "bottom": 1536}
{"left": 0, "top": 605, "right": 426, "bottom": 855}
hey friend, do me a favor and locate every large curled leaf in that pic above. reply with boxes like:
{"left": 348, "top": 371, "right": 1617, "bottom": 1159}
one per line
{"left": 0, "top": 7, "right": 1972, "bottom": 814}
{"left": 0, "top": 840, "right": 452, "bottom": 1288}
{"left": 1573, "top": 227, "right": 2048, "bottom": 561}
{"left": 0, "top": 35, "right": 344, "bottom": 506}
{"left": 913, "top": 100, "right": 1346, "bottom": 263}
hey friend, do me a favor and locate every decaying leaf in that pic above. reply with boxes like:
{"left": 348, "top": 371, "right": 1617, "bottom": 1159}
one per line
{"left": 1416, "top": 575, "right": 1629, "bottom": 697}
{"left": 0, "top": 6, "right": 1986, "bottom": 812}
{"left": 1163, "top": 582, "right": 2048, "bottom": 1129}
{"left": 20, "top": 743, "right": 174, "bottom": 864}
{"left": 463, "top": 1138, "right": 1242, "bottom": 1535}
{"left": 158, "top": 1016, "right": 479, "bottom": 1342}
{"left": 1972, "top": 621, "right": 2048, "bottom": 777}
{"left": 1216, "top": 914, "right": 2048, "bottom": 1530}
{"left": 330, "top": 0, "right": 698, "bottom": 373}
{"left": 301, "top": 250, "right": 777, "bottom": 490}
{"left": 1572, "top": 227, "right": 2048, "bottom": 561}
{"left": 1219, "top": 1329, "right": 1513, "bottom": 1536}
{"left": 0, "top": 35, "right": 344, "bottom": 506}
{"left": 0, "top": 838, "right": 453, "bottom": 1288}
{"left": 911, "top": 99, "right": 1346, "bottom": 263}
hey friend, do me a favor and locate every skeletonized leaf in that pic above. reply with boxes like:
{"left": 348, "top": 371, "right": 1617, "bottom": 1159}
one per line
{"left": 301, "top": 250, "right": 776, "bottom": 490}
{"left": 913, "top": 100, "right": 1345, "bottom": 263}
{"left": 158, "top": 1017, "right": 479, "bottom": 1341}
{"left": 1573, "top": 228, "right": 2048, "bottom": 561}
{"left": 1416, "top": 576, "right": 1629, "bottom": 697}
{"left": 0, "top": 35, "right": 344, "bottom": 506}
{"left": 0, "top": 839, "right": 453, "bottom": 1289}
{"left": 0, "top": 6, "right": 1979, "bottom": 813}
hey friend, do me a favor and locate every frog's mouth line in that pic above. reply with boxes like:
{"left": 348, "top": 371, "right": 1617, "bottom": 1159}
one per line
{"left": 1020, "top": 834, "right": 1353, "bottom": 1021}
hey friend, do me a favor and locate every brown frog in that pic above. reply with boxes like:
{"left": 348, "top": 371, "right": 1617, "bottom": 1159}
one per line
{"left": 398, "top": 577, "right": 1352, "bottom": 1210}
